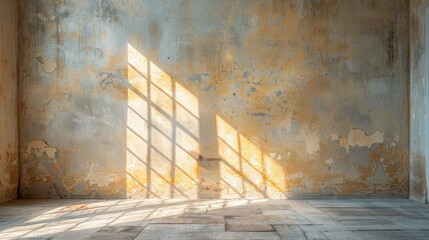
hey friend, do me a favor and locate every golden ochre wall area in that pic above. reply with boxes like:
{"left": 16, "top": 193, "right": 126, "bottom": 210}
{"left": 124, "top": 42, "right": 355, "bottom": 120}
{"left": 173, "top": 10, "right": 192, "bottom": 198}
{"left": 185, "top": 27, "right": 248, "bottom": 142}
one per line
{"left": 19, "top": 0, "right": 409, "bottom": 199}
{"left": 0, "top": 0, "right": 19, "bottom": 203}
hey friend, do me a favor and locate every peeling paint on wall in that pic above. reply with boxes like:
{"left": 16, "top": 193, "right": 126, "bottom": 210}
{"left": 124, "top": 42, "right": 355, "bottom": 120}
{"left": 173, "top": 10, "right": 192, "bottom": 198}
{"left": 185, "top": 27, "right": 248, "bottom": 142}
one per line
{"left": 331, "top": 129, "right": 384, "bottom": 153}
{"left": 25, "top": 140, "right": 58, "bottom": 159}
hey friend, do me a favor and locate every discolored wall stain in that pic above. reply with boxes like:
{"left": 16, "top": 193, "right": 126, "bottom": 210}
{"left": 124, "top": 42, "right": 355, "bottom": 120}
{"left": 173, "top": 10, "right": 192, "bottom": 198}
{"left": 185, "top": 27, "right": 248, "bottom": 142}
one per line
{"left": 19, "top": 0, "right": 409, "bottom": 199}
{"left": 0, "top": 0, "right": 18, "bottom": 203}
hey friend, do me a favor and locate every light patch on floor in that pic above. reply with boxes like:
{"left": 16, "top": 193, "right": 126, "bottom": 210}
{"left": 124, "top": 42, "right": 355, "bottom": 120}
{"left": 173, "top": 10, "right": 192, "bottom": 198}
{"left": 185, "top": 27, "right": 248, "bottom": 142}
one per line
{"left": 0, "top": 199, "right": 428, "bottom": 239}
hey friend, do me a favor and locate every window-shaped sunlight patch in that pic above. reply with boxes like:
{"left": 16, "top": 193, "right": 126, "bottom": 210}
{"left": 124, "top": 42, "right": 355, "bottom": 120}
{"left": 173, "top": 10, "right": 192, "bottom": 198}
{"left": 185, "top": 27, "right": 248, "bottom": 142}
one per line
{"left": 216, "top": 115, "right": 286, "bottom": 198}
{"left": 126, "top": 43, "right": 200, "bottom": 198}
{"left": 126, "top": 44, "right": 285, "bottom": 199}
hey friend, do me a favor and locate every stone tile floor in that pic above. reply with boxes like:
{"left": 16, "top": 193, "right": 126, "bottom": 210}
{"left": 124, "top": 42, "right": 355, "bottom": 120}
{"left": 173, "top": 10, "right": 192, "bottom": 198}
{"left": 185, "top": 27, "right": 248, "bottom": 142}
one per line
{"left": 0, "top": 199, "right": 428, "bottom": 239}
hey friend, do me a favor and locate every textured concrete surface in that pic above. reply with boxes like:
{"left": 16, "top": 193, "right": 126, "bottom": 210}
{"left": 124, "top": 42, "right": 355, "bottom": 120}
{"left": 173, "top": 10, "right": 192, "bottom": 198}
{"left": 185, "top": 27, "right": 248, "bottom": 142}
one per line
{"left": 19, "top": 0, "right": 410, "bottom": 199}
{"left": 0, "top": 199, "right": 428, "bottom": 239}
{"left": 0, "top": 0, "right": 19, "bottom": 203}
{"left": 410, "top": 0, "right": 429, "bottom": 203}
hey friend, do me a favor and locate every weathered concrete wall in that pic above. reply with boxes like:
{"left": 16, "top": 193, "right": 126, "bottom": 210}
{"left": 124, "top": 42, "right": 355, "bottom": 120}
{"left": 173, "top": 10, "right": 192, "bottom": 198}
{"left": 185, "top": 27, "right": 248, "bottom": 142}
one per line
{"left": 410, "top": 0, "right": 429, "bottom": 203}
{"left": 20, "top": 0, "right": 409, "bottom": 199}
{"left": 0, "top": 0, "right": 19, "bottom": 202}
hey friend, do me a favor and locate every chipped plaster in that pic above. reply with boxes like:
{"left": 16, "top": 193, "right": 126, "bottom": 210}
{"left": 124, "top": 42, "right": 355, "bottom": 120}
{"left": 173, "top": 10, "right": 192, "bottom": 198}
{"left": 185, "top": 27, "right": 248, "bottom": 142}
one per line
{"left": 25, "top": 140, "right": 58, "bottom": 159}
{"left": 331, "top": 129, "right": 385, "bottom": 153}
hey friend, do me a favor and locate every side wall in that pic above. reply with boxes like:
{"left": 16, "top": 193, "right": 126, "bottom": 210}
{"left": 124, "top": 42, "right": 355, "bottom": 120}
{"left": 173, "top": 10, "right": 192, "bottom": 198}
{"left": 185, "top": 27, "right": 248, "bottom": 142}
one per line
{"left": 0, "top": 0, "right": 19, "bottom": 202}
{"left": 410, "top": 0, "right": 429, "bottom": 203}
{"left": 19, "top": 0, "right": 409, "bottom": 199}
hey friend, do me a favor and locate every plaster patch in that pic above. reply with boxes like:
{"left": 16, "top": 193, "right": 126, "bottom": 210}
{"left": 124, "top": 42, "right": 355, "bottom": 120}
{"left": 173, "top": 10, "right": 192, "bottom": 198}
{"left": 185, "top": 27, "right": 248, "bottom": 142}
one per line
{"left": 36, "top": 56, "right": 57, "bottom": 74}
{"left": 305, "top": 131, "right": 320, "bottom": 155}
{"left": 331, "top": 129, "right": 384, "bottom": 153}
{"left": 325, "top": 157, "right": 334, "bottom": 165}
{"left": 86, "top": 165, "right": 119, "bottom": 188}
{"left": 287, "top": 172, "right": 304, "bottom": 180}
{"left": 25, "top": 140, "right": 57, "bottom": 159}
{"left": 269, "top": 152, "right": 282, "bottom": 161}
{"left": 87, "top": 174, "right": 119, "bottom": 188}
{"left": 391, "top": 134, "right": 400, "bottom": 146}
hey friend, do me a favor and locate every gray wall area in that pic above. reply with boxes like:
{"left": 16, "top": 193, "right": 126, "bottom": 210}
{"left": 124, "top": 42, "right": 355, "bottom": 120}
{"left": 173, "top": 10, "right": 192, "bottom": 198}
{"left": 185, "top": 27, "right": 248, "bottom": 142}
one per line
{"left": 0, "top": 0, "right": 19, "bottom": 203}
{"left": 19, "top": 0, "right": 410, "bottom": 199}
{"left": 410, "top": 0, "right": 429, "bottom": 203}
